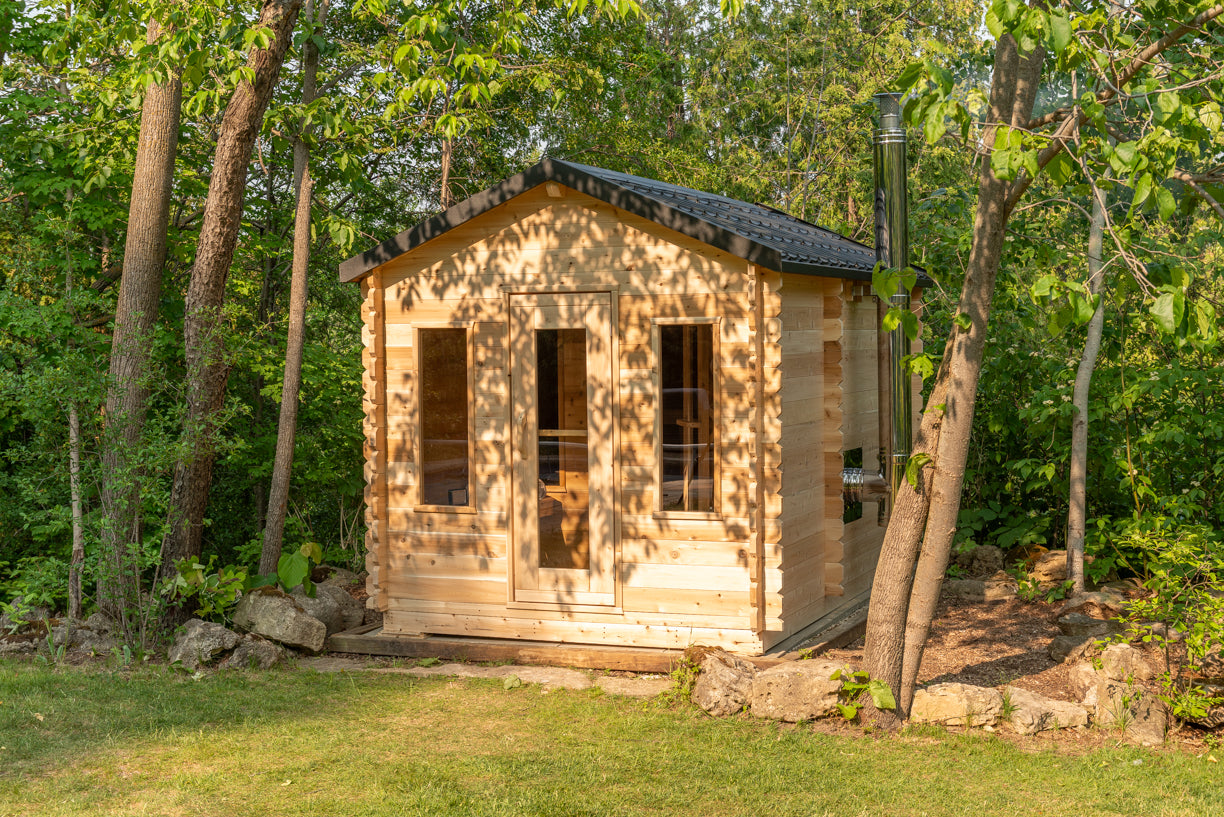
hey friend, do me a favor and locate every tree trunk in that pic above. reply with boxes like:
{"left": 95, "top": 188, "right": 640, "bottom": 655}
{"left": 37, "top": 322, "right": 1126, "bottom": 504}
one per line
{"left": 160, "top": 0, "right": 304, "bottom": 591}
{"left": 96, "top": 18, "right": 183, "bottom": 617}
{"left": 862, "top": 33, "right": 1046, "bottom": 720}
{"left": 261, "top": 0, "right": 325, "bottom": 576}
{"left": 68, "top": 403, "right": 85, "bottom": 620}
{"left": 1067, "top": 190, "right": 1108, "bottom": 594}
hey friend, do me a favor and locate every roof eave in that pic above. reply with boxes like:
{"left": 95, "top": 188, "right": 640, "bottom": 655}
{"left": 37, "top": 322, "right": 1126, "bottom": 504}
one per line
{"left": 339, "top": 158, "right": 787, "bottom": 282}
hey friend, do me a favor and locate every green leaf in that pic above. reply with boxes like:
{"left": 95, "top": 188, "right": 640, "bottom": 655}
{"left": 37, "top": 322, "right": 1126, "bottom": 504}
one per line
{"left": 1155, "top": 186, "right": 1176, "bottom": 221}
{"left": 954, "top": 312, "right": 972, "bottom": 330}
{"left": 503, "top": 675, "right": 523, "bottom": 690}
{"left": 905, "top": 452, "right": 932, "bottom": 488}
{"left": 1132, "top": 172, "right": 1152, "bottom": 209}
{"left": 300, "top": 541, "right": 323, "bottom": 564}
{"left": 836, "top": 703, "right": 858, "bottom": 720}
{"left": 277, "top": 552, "right": 311, "bottom": 592}
{"left": 1150, "top": 291, "right": 1183, "bottom": 333}
{"left": 1050, "top": 13, "right": 1072, "bottom": 54}
{"left": 868, "top": 679, "right": 897, "bottom": 710}
{"left": 901, "top": 310, "right": 920, "bottom": 342}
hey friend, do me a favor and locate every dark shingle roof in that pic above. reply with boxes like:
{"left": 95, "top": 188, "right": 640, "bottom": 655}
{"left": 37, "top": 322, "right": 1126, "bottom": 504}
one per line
{"left": 340, "top": 158, "right": 928, "bottom": 284}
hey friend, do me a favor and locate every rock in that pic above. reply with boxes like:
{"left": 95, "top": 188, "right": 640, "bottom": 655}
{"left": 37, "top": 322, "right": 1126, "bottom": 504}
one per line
{"left": 50, "top": 622, "right": 117, "bottom": 653}
{"left": 233, "top": 587, "right": 326, "bottom": 653}
{"left": 1068, "top": 662, "right": 1103, "bottom": 702}
{"left": 1095, "top": 681, "right": 1167, "bottom": 746}
{"left": 82, "top": 611, "right": 117, "bottom": 634}
{"left": 1199, "top": 645, "right": 1224, "bottom": 678}
{"left": 944, "top": 579, "right": 985, "bottom": 600}
{"left": 1030, "top": 550, "right": 1068, "bottom": 584}
{"left": 968, "top": 545, "right": 1004, "bottom": 577}
{"left": 910, "top": 683, "right": 1004, "bottom": 727}
{"left": 0, "top": 640, "right": 35, "bottom": 655}
{"left": 944, "top": 577, "right": 1017, "bottom": 603}
{"left": 1057, "top": 612, "right": 1123, "bottom": 639}
{"left": 320, "top": 567, "right": 361, "bottom": 587}
{"left": 168, "top": 619, "right": 241, "bottom": 670}
{"left": 0, "top": 597, "right": 51, "bottom": 631}
{"left": 1145, "top": 622, "right": 1184, "bottom": 643}
{"left": 1048, "top": 634, "right": 1098, "bottom": 663}
{"left": 1057, "top": 592, "right": 1125, "bottom": 622}
{"left": 1004, "top": 686, "right": 1089, "bottom": 734}
{"left": 749, "top": 660, "right": 849, "bottom": 722}
{"left": 290, "top": 584, "right": 364, "bottom": 636}
{"left": 690, "top": 649, "right": 757, "bottom": 717}
{"left": 1100, "top": 643, "right": 1155, "bottom": 682}
{"left": 217, "top": 634, "right": 283, "bottom": 670}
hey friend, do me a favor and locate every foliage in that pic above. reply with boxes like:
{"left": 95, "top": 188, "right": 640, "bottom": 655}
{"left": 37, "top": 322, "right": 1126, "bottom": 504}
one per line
{"left": 159, "top": 557, "right": 248, "bottom": 623}
{"left": 831, "top": 667, "right": 896, "bottom": 720}
{"left": 1119, "top": 519, "right": 1224, "bottom": 721}
{"left": 247, "top": 541, "right": 324, "bottom": 597}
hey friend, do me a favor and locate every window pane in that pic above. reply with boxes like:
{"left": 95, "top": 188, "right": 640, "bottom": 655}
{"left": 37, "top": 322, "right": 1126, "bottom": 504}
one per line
{"left": 536, "top": 328, "right": 590, "bottom": 570}
{"left": 420, "top": 328, "right": 469, "bottom": 506}
{"left": 659, "top": 324, "right": 715, "bottom": 513}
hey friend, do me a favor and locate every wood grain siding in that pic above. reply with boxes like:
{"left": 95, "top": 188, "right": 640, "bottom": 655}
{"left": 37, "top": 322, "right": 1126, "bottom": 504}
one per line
{"left": 770, "top": 274, "right": 836, "bottom": 647}
{"left": 364, "top": 183, "right": 763, "bottom": 653}
{"left": 837, "top": 283, "right": 887, "bottom": 601}
{"left": 361, "top": 276, "right": 390, "bottom": 611}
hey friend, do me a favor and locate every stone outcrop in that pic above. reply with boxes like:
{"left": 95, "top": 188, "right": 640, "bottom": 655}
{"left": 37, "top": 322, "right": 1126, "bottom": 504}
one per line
{"left": 1029, "top": 550, "right": 1068, "bottom": 585}
{"left": 1056, "top": 612, "right": 1122, "bottom": 639}
{"left": 690, "top": 649, "right": 756, "bottom": 717}
{"left": 217, "top": 634, "right": 284, "bottom": 670}
{"left": 910, "top": 683, "right": 1004, "bottom": 727}
{"left": 1004, "top": 686, "right": 1089, "bottom": 735}
{"left": 954, "top": 545, "right": 1005, "bottom": 578}
{"left": 168, "top": 619, "right": 241, "bottom": 670}
{"left": 749, "top": 660, "right": 849, "bottom": 722}
{"left": 944, "top": 576, "right": 1017, "bottom": 603}
{"left": 1094, "top": 680, "right": 1167, "bottom": 746}
{"left": 1100, "top": 643, "right": 1155, "bottom": 682}
{"left": 233, "top": 587, "right": 326, "bottom": 653}
{"left": 290, "top": 584, "right": 364, "bottom": 636}
{"left": 1048, "top": 634, "right": 1099, "bottom": 664}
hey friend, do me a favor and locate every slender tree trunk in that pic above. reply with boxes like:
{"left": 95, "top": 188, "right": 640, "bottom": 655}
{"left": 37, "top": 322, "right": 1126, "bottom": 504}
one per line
{"left": 68, "top": 403, "right": 85, "bottom": 619}
{"left": 862, "top": 34, "right": 1046, "bottom": 720}
{"left": 1067, "top": 190, "right": 1108, "bottom": 594}
{"left": 160, "top": 0, "right": 303, "bottom": 592}
{"left": 261, "top": 0, "right": 325, "bottom": 576}
{"left": 96, "top": 19, "right": 183, "bottom": 619}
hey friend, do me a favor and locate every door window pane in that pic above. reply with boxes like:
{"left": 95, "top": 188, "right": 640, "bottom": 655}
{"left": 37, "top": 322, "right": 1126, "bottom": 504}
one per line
{"left": 419, "top": 328, "right": 469, "bottom": 506}
{"left": 536, "top": 328, "right": 590, "bottom": 569}
{"left": 659, "top": 324, "right": 716, "bottom": 512}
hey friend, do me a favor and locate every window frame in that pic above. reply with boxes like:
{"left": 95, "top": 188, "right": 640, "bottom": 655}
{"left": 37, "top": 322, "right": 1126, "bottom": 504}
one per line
{"left": 413, "top": 322, "right": 477, "bottom": 515}
{"left": 651, "top": 317, "right": 722, "bottom": 520}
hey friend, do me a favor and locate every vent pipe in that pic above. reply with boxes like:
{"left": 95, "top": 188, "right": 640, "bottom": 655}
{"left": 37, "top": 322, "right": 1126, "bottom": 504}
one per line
{"left": 843, "top": 92, "right": 912, "bottom": 524}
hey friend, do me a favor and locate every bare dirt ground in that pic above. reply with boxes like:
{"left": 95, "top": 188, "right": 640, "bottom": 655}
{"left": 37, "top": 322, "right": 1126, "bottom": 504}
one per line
{"left": 818, "top": 590, "right": 1221, "bottom": 753}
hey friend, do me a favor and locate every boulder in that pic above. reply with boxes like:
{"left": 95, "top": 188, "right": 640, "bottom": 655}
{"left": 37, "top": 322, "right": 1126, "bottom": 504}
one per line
{"left": 1004, "top": 686, "right": 1089, "bottom": 735}
{"left": 969, "top": 545, "right": 1005, "bottom": 577}
{"left": 1048, "top": 634, "right": 1098, "bottom": 664}
{"left": 233, "top": 587, "right": 326, "bottom": 653}
{"left": 910, "top": 683, "right": 1004, "bottom": 727}
{"left": 944, "top": 577, "right": 1017, "bottom": 603}
{"left": 1057, "top": 592, "right": 1125, "bottom": 622}
{"left": 749, "top": 660, "right": 849, "bottom": 722}
{"left": 1057, "top": 612, "right": 1123, "bottom": 639}
{"left": 82, "top": 611, "right": 117, "bottom": 634}
{"left": 168, "top": 619, "right": 241, "bottom": 670}
{"left": 690, "top": 649, "right": 756, "bottom": 717}
{"left": 1100, "top": 643, "right": 1155, "bottom": 682}
{"left": 1068, "top": 662, "right": 1103, "bottom": 702}
{"left": 290, "top": 584, "right": 364, "bottom": 636}
{"left": 320, "top": 567, "right": 361, "bottom": 587}
{"left": 49, "top": 622, "right": 118, "bottom": 653}
{"left": 1030, "top": 550, "right": 1068, "bottom": 585}
{"left": 218, "top": 634, "right": 284, "bottom": 670}
{"left": 1095, "top": 680, "right": 1167, "bottom": 746}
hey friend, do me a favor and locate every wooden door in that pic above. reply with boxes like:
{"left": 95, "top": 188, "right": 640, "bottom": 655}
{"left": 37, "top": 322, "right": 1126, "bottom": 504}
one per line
{"left": 509, "top": 292, "right": 615, "bottom": 606}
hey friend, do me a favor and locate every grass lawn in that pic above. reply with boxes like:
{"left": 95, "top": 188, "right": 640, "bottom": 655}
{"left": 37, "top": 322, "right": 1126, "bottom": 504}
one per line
{"left": 0, "top": 659, "right": 1219, "bottom": 817}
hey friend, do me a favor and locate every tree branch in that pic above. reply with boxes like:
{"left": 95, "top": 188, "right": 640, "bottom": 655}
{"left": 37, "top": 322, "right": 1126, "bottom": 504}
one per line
{"left": 1004, "top": 4, "right": 1224, "bottom": 216}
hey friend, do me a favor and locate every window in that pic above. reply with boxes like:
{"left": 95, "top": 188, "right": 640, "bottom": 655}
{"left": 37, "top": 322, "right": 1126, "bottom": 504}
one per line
{"left": 658, "top": 323, "right": 717, "bottom": 514}
{"left": 418, "top": 327, "right": 470, "bottom": 507}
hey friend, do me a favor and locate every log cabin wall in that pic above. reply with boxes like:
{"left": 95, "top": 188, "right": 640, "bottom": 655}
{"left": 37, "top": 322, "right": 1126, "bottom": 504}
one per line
{"left": 366, "top": 183, "right": 770, "bottom": 652}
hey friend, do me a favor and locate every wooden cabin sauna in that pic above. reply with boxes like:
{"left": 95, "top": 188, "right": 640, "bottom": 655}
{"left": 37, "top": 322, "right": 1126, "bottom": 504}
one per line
{"left": 341, "top": 106, "right": 924, "bottom": 655}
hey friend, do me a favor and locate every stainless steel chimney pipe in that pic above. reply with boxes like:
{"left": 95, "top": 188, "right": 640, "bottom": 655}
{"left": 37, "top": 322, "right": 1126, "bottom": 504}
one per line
{"left": 842, "top": 92, "right": 913, "bottom": 524}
